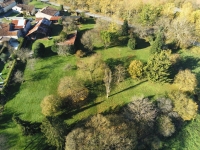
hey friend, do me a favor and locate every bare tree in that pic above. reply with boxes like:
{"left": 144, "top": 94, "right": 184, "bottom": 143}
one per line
{"left": 27, "top": 58, "right": 36, "bottom": 71}
{"left": 15, "top": 48, "right": 31, "bottom": 62}
{"left": 81, "top": 29, "right": 96, "bottom": 51}
{"left": 103, "top": 68, "right": 112, "bottom": 98}
{"left": 124, "top": 96, "right": 157, "bottom": 127}
{"left": 113, "top": 64, "right": 126, "bottom": 84}
{"left": 13, "top": 70, "right": 24, "bottom": 83}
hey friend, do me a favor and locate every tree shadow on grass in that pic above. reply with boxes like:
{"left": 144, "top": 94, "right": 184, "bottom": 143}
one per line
{"left": 30, "top": 71, "right": 49, "bottom": 81}
{"left": 109, "top": 80, "right": 147, "bottom": 97}
{"left": 59, "top": 101, "right": 104, "bottom": 121}
{"left": 179, "top": 56, "right": 200, "bottom": 70}
{"left": 135, "top": 38, "right": 150, "bottom": 49}
{"left": 5, "top": 61, "right": 26, "bottom": 100}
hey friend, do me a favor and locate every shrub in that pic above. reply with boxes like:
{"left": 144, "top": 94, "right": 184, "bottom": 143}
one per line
{"left": 33, "top": 42, "right": 45, "bottom": 58}
{"left": 128, "top": 60, "right": 144, "bottom": 80}
{"left": 75, "top": 50, "right": 85, "bottom": 58}
{"left": 127, "top": 38, "right": 136, "bottom": 50}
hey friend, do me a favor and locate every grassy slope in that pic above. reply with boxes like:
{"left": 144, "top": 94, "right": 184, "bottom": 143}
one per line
{"left": 164, "top": 47, "right": 200, "bottom": 149}
{"left": 29, "top": 1, "right": 59, "bottom": 9}
{"left": 1, "top": 18, "right": 200, "bottom": 149}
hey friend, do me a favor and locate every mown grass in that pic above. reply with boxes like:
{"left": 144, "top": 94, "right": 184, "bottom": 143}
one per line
{"left": 2, "top": 18, "right": 200, "bottom": 149}
{"left": 29, "top": 1, "right": 59, "bottom": 9}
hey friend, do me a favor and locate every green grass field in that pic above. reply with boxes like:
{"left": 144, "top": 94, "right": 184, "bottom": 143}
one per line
{"left": 1, "top": 18, "right": 200, "bottom": 149}
{"left": 29, "top": 1, "right": 59, "bottom": 9}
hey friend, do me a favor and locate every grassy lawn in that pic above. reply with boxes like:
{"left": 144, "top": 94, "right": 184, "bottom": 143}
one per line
{"left": 29, "top": 1, "right": 59, "bottom": 9}
{"left": 2, "top": 18, "right": 200, "bottom": 149}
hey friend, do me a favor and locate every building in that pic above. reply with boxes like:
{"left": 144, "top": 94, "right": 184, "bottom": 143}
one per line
{"left": 0, "top": 19, "right": 31, "bottom": 41}
{"left": 0, "top": 0, "right": 16, "bottom": 13}
{"left": 35, "top": 6, "right": 59, "bottom": 20}
{"left": 26, "top": 18, "right": 52, "bottom": 39}
{"left": 12, "top": 4, "right": 35, "bottom": 15}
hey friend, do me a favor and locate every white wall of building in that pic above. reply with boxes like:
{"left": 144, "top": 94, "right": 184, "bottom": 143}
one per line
{"left": 3, "top": 2, "right": 16, "bottom": 12}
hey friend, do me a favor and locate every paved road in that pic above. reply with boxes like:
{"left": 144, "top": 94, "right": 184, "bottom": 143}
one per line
{"left": 47, "top": 2, "right": 124, "bottom": 25}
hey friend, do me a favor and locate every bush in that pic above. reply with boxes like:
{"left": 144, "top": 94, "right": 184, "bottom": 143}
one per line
{"left": 51, "top": 44, "right": 58, "bottom": 53}
{"left": 118, "top": 36, "right": 129, "bottom": 45}
{"left": 58, "top": 18, "right": 62, "bottom": 25}
{"left": 33, "top": 42, "right": 45, "bottom": 58}
{"left": 59, "top": 31, "right": 67, "bottom": 42}
{"left": 75, "top": 50, "right": 85, "bottom": 58}
{"left": 127, "top": 38, "right": 136, "bottom": 50}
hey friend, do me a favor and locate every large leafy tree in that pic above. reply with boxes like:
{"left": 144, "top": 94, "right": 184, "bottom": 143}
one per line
{"left": 65, "top": 114, "right": 137, "bottom": 150}
{"left": 40, "top": 95, "right": 62, "bottom": 117}
{"left": 139, "top": 4, "right": 162, "bottom": 26}
{"left": 174, "top": 69, "right": 197, "bottom": 93}
{"left": 168, "top": 91, "right": 198, "bottom": 121}
{"left": 76, "top": 54, "right": 106, "bottom": 84}
{"left": 57, "top": 76, "right": 89, "bottom": 104}
{"left": 128, "top": 60, "right": 144, "bottom": 80}
{"left": 144, "top": 50, "right": 172, "bottom": 83}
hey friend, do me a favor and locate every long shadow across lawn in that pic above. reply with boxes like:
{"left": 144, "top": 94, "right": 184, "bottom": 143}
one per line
{"left": 109, "top": 80, "right": 147, "bottom": 97}
{"left": 60, "top": 101, "right": 104, "bottom": 121}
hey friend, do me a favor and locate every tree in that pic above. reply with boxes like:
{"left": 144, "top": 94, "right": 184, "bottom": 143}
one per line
{"left": 59, "top": 4, "right": 64, "bottom": 11}
{"left": 103, "top": 68, "right": 112, "bottom": 98}
{"left": 40, "top": 95, "right": 62, "bottom": 117}
{"left": 123, "top": 96, "right": 157, "bottom": 126}
{"left": 27, "top": 58, "right": 36, "bottom": 71}
{"left": 121, "top": 19, "right": 129, "bottom": 36}
{"left": 128, "top": 60, "right": 144, "bottom": 80}
{"left": 76, "top": 54, "right": 106, "bottom": 84}
{"left": 81, "top": 29, "right": 96, "bottom": 51}
{"left": 113, "top": 64, "right": 126, "bottom": 84}
{"left": 174, "top": 69, "right": 197, "bottom": 93}
{"left": 57, "top": 76, "right": 89, "bottom": 104}
{"left": 33, "top": 42, "right": 45, "bottom": 58}
{"left": 13, "top": 70, "right": 24, "bottom": 83}
{"left": 166, "top": 18, "right": 196, "bottom": 48}
{"left": 150, "top": 32, "right": 164, "bottom": 54}
{"left": 57, "top": 45, "right": 75, "bottom": 56}
{"left": 157, "top": 115, "right": 175, "bottom": 137}
{"left": 100, "top": 30, "right": 116, "bottom": 49}
{"left": 127, "top": 38, "right": 136, "bottom": 50}
{"left": 157, "top": 98, "right": 173, "bottom": 114}
{"left": 139, "top": 4, "right": 162, "bottom": 26}
{"left": 41, "top": 117, "right": 66, "bottom": 149}
{"left": 168, "top": 91, "right": 198, "bottom": 121}
{"left": 65, "top": 114, "right": 137, "bottom": 150}
{"left": 144, "top": 50, "right": 172, "bottom": 83}
{"left": 15, "top": 48, "right": 30, "bottom": 62}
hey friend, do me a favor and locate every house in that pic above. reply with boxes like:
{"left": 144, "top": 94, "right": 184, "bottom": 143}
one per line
{"left": 0, "top": 19, "right": 31, "bottom": 40}
{"left": 0, "top": 23, "right": 18, "bottom": 39}
{"left": 26, "top": 18, "right": 52, "bottom": 39}
{"left": 12, "top": 4, "right": 35, "bottom": 16}
{"left": 35, "top": 6, "right": 59, "bottom": 20}
{"left": 0, "top": 0, "right": 16, "bottom": 13}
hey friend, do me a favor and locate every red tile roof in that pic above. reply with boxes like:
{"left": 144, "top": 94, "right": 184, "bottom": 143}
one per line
{"left": 0, "top": 23, "right": 17, "bottom": 37}
{"left": 50, "top": 16, "right": 61, "bottom": 21}
{"left": 11, "top": 19, "right": 26, "bottom": 29}
{"left": 57, "top": 32, "right": 77, "bottom": 46}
